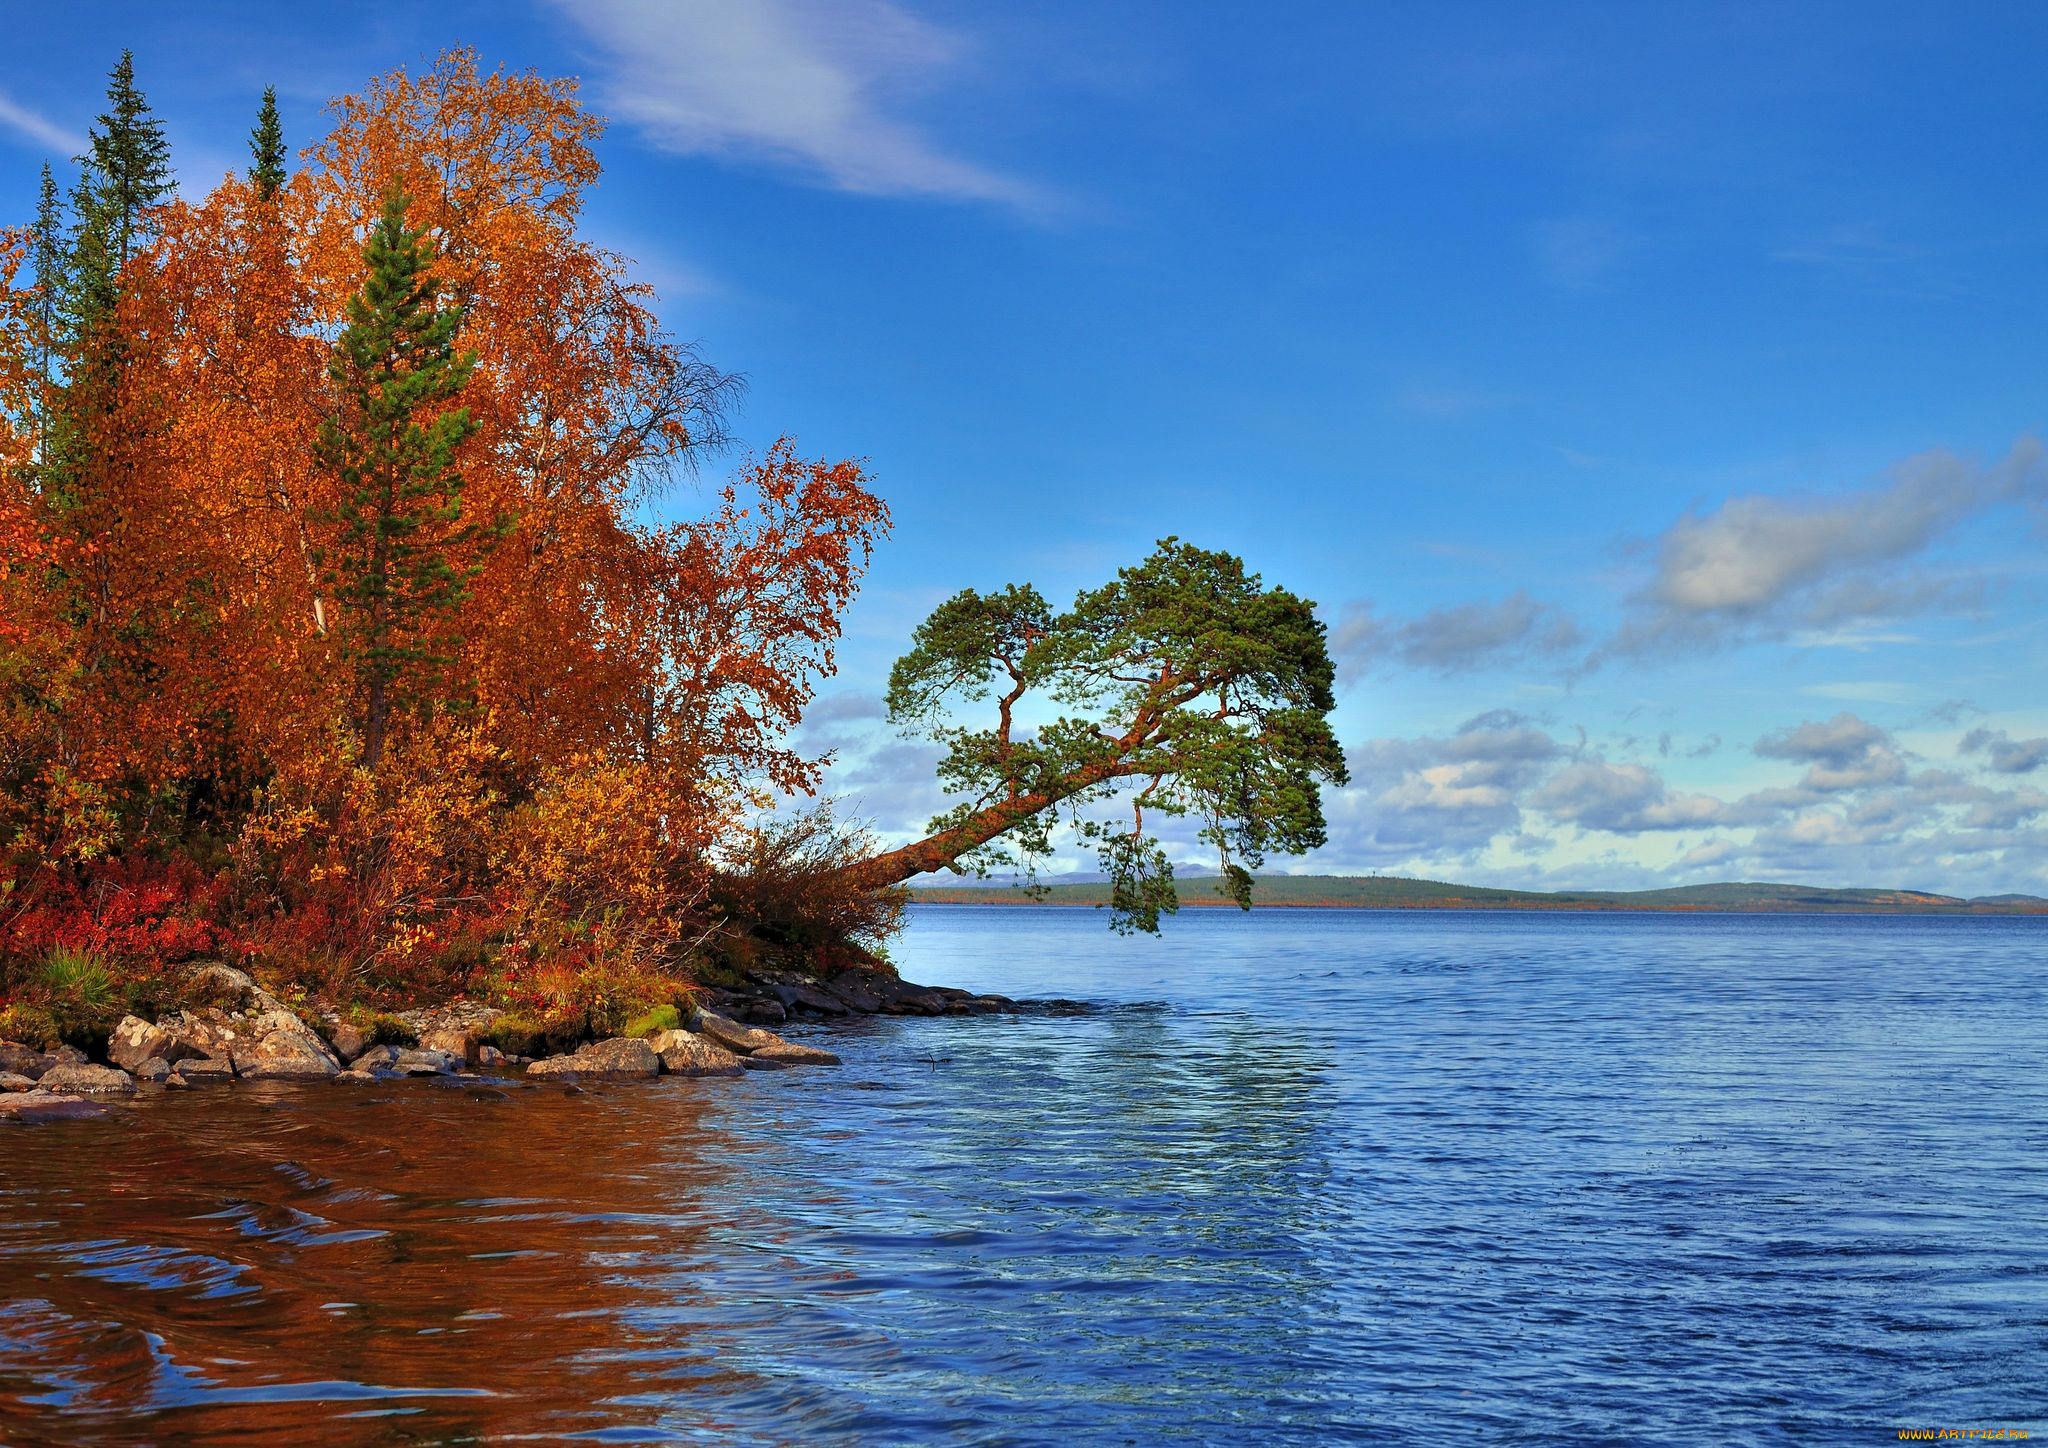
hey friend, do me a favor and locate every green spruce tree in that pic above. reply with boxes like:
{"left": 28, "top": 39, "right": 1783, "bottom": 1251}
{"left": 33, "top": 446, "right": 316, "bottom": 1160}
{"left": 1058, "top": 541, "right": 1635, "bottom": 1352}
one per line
{"left": 315, "top": 188, "right": 505, "bottom": 771}
{"left": 67, "top": 49, "right": 174, "bottom": 332}
{"left": 29, "top": 163, "right": 63, "bottom": 448}
{"left": 248, "top": 86, "right": 285, "bottom": 200}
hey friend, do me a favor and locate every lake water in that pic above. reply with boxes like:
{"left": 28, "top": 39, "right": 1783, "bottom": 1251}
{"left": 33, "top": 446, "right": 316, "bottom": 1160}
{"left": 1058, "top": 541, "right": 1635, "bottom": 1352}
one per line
{"left": 2, "top": 906, "right": 2045, "bottom": 1445}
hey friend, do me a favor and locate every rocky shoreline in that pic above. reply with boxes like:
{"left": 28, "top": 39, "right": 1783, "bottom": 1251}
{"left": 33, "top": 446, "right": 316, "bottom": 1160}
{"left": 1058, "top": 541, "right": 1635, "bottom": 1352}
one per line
{"left": 1, "top": 961, "right": 1079, "bottom": 1123}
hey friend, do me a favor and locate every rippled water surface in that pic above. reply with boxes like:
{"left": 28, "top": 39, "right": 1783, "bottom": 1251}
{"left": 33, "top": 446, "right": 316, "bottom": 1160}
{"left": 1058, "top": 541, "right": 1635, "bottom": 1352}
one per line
{"left": 3, "top": 906, "right": 2047, "bottom": 1445}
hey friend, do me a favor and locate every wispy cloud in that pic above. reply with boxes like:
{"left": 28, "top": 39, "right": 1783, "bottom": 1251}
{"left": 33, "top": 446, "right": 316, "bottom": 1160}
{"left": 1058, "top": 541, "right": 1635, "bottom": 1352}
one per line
{"left": 1533, "top": 213, "right": 1634, "bottom": 289}
{"left": 547, "top": 0, "right": 1040, "bottom": 207}
{"left": 0, "top": 87, "right": 81, "bottom": 155}
{"left": 1602, "top": 439, "right": 2045, "bottom": 659}
{"left": 1334, "top": 591, "right": 1580, "bottom": 679}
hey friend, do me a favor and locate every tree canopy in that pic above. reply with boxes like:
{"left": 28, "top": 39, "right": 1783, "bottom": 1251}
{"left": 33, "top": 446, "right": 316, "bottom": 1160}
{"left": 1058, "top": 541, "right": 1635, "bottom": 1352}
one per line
{"left": 875, "top": 539, "right": 1349, "bottom": 932}
{"left": 0, "top": 50, "right": 890, "bottom": 1012}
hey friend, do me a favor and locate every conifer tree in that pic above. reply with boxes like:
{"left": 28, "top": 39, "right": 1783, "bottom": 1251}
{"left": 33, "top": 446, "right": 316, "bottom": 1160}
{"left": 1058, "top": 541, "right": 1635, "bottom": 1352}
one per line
{"left": 29, "top": 163, "right": 63, "bottom": 447}
{"left": 248, "top": 86, "right": 285, "bottom": 200}
{"left": 315, "top": 187, "right": 504, "bottom": 771}
{"left": 67, "top": 50, "right": 174, "bottom": 331}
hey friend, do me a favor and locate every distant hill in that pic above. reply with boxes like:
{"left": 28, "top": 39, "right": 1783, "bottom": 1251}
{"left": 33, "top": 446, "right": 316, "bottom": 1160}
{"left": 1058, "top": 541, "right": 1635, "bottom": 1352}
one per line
{"left": 904, "top": 873, "right": 2048, "bottom": 914}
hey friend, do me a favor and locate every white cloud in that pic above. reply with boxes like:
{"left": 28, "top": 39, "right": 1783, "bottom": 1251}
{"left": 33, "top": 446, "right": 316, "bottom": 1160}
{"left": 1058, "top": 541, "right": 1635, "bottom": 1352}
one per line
{"left": 0, "top": 88, "right": 81, "bottom": 155}
{"left": 548, "top": 0, "right": 1038, "bottom": 205}
{"left": 1532, "top": 760, "right": 1732, "bottom": 833}
{"left": 1754, "top": 712, "right": 1908, "bottom": 792}
{"left": 1960, "top": 727, "right": 2048, "bottom": 776}
{"left": 1606, "top": 439, "right": 2045, "bottom": 657}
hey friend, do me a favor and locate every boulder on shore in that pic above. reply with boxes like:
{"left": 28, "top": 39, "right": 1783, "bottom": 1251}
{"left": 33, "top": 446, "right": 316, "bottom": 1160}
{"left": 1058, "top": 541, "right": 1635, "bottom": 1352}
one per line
{"left": 0, "top": 1042, "right": 52, "bottom": 1079}
{"left": 648, "top": 1029, "right": 744, "bottom": 1078}
{"left": 38, "top": 1062, "right": 136, "bottom": 1096}
{"left": 233, "top": 1011, "right": 341, "bottom": 1081}
{"left": 109, "top": 1015, "right": 195, "bottom": 1072}
{"left": 524, "top": 1037, "right": 659, "bottom": 1083}
{"left": 691, "top": 1009, "right": 785, "bottom": 1056}
{"left": 0, "top": 1070, "right": 40, "bottom": 1092}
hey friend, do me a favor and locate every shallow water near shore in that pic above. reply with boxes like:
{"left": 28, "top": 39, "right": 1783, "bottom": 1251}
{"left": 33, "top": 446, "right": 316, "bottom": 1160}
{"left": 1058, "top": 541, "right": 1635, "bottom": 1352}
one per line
{"left": 2, "top": 905, "right": 2046, "bottom": 1445}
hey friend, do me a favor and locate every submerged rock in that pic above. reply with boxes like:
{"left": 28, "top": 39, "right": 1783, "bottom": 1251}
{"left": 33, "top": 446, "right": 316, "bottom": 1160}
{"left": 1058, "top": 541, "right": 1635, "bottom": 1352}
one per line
{"left": 39, "top": 1063, "right": 136, "bottom": 1096}
{"left": 169, "top": 1058, "right": 235, "bottom": 1087}
{"left": 749, "top": 1042, "right": 842, "bottom": 1067}
{"left": 648, "top": 1029, "right": 744, "bottom": 1078}
{"left": 0, "top": 1092, "right": 106, "bottom": 1122}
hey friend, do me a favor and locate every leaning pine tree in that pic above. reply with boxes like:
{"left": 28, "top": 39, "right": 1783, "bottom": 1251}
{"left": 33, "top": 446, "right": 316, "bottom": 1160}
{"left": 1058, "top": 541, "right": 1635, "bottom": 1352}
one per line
{"left": 314, "top": 187, "right": 506, "bottom": 772}
{"left": 863, "top": 538, "right": 1349, "bottom": 933}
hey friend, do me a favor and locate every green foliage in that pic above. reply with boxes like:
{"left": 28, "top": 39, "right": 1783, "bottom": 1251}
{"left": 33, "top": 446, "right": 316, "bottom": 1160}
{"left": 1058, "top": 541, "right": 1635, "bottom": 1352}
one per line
{"left": 0, "top": 1003, "right": 60, "bottom": 1049}
{"left": 623, "top": 1003, "right": 679, "bottom": 1038}
{"left": 710, "top": 804, "right": 906, "bottom": 972}
{"left": 482, "top": 1015, "right": 544, "bottom": 1058}
{"left": 313, "top": 186, "right": 507, "bottom": 769}
{"left": 65, "top": 49, "right": 174, "bottom": 333}
{"left": 36, "top": 947, "right": 121, "bottom": 1045}
{"left": 342, "top": 1006, "right": 416, "bottom": 1046}
{"left": 248, "top": 86, "right": 286, "bottom": 200}
{"left": 884, "top": 538, "right": 1348, "bottom": 932}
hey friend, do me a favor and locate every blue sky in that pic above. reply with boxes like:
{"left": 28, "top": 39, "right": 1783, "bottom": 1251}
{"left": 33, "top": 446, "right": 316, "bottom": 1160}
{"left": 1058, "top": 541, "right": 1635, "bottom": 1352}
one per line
{"left": 6, "top": 2, "right": 2048, "bottom": 894}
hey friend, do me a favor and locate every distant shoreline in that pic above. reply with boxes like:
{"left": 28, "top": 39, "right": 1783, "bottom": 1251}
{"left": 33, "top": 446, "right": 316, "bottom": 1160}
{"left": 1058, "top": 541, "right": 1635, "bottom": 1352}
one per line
{"left": 909, "top": 897, "right": 2048, "bottom": 915}
{"left": 904, "top": 873, "right": 2048, "bottom": 915}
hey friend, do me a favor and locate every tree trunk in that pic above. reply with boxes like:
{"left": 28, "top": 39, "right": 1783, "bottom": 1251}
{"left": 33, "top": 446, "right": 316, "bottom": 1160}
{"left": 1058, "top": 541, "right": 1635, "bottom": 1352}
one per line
{"left": 849, "top": 758, "right": 1130, "bottom": 888}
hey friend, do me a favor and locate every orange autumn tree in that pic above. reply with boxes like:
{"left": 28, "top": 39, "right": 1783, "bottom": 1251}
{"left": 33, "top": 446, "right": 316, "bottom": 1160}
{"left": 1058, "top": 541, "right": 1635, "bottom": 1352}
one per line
{"left": 0, "top": 51, "right": 889, "bottom": 1027}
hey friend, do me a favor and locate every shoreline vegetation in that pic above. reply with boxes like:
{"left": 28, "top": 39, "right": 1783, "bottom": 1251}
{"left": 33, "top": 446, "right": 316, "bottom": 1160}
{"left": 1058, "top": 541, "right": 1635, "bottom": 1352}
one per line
{"left": 0, "top": 53, "right": 1347, "bottom": 1084}
{"left": 907, "top": 874, "right": 2048, "bottom": 914}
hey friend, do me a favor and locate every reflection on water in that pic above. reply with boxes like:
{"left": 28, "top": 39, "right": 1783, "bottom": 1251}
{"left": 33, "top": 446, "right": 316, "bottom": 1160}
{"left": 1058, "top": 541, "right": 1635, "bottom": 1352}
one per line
{"left": 2, "top": 907, "right": 2046, "bottom": 1444}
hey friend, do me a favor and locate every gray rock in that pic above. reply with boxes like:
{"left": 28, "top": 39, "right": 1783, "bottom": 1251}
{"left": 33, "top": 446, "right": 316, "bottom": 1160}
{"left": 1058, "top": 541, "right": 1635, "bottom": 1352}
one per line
{"left": 692, "top": 1009, "right": 783, "bottom": 1056}
{"left": 186, "top": 961, "right": 263, "bottom": 1011}
{"left": 131, "top": 1057, "right": 172, "bottom": 1085}
{"left": 393, "top": 1047, "right": 462, "bottom": 1076}
{"left": 571, "top": 1037, "right": 660, "bottom": 1081}
{"left": 351, "top": 1044, "right": 402, "bottom": 1072}
{"left": 649, "top": 1029, "right": 744, "bottom": 1078}
{"left": 769, "top": 979, "right": 851, "bottom": 1016}
{"left": 477, "top": 1045, "right": 507, "bottom": 1069}
{"left": 0, "top": 1092, "right": 106, "bottom": 1121}
{"left": 749, "top": 1042, "right": 842, "bottom": 1066}
{"left": 0, "top": 1042, "right": 51, "bottom": 1079}
{"left": 233, "top": 1014, "right": 342, "bottom": 1081}
{"left": 327, "top": 1022, "right": 371, "bottom": 1061}
{"left": 109, "top": 1015, "right": 192, "bottom": 1072}
{"left": 38, "top": 1062, "right": 136, "bottom": 1096}
{"left": 48, "top": 1044, "right": 88, "bottom": 1067}
{"left": 823, "top": 971, "right": 886, "bottom": 1013}
{"left": 523, "top": 1055, "right": 584, "bottom": 1082}
{"left": 524, "top": 1037, "right": 660, "bottom": 1084}
{"left": 0, "top": 1071, "right": 38, "bottom": 1092}
{"left": 157, "top": 1009, "right": 242, "bottom": 1062}
{"left": 332, "top": 1068, "right": 387, "bottom": 1085}
{"left": 169, "top": 1057, "right": 235, "bottom": 1086}
{"left": 738, "top": 1054, "right": 788, "bottom": 1071}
